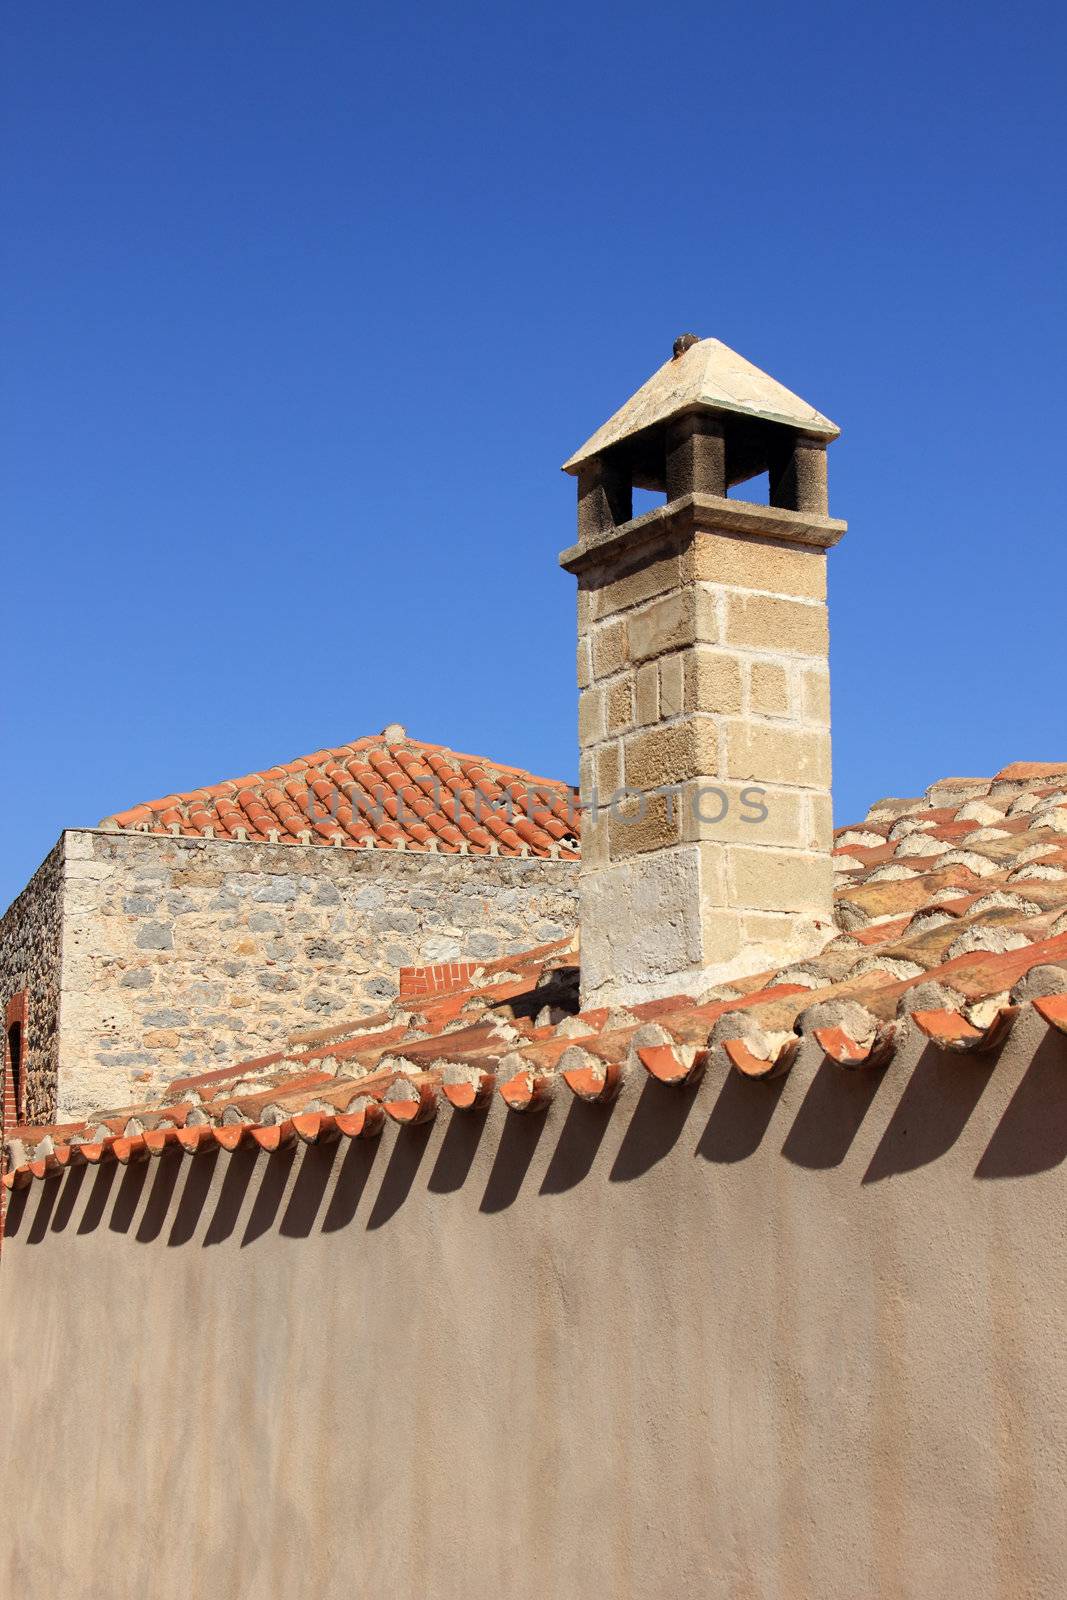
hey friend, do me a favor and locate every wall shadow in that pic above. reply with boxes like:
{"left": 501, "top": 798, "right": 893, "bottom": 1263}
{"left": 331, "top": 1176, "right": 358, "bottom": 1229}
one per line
{"left": 281, "top": 1140, "right": 341, "bottom": 1238}
{"left": 611, "top": 1075, "right": 700, "bottom": 1182}
{"left": 781, "top": 1058, "right": 887, "bottom": 1171}
{"left": 168, "top": 1149, "right": 220, "bottom": 1246}
{"left": 480, "top": 1111, "right": 549, "bottom": 1213}
{"left": 110, "top": 1162, "right": 149, "bottom": 1234}
{"left": 3, "top": 1185, "right": 29, "bottom": 1237}
{"left": 243, "top": 1147, "right": 297, "bottom": 1245}
{"left": 50, "top": 1166, "right": 86, "bottom": 1232}
{"left": 137, "top": 1153, "right": 185, "bottom": 1243}
{"left": 322, "top": 1137, "right": 380, "bottom": 1232}
{"left": 366, "top": 1124, "right": 434, "bottom": 1230}
{"left": 203, "top": 1146, "right": 259, "bottom": 1246}
{"left": 25, "top": 1177, "right": 61, "bottom": 1244}
{"left": 540, "top": 1097, "right": 616, "bottom": 1194}
{"left": 16, "top": 1030, "right": 1048, "bottom": 1256}
{"left": 975, "top": 1033, "right": 1067, "bottom": 1179}
{"left": 428, "top": 1112, "right": 486, "bottom": 1196}
{"left": 78, "top": 1162, "right": 118, "bottom": 1235}
{"left": 696, "top": 1070, "right": 786, "bottom": 1165}
{"left": 862, "top": 1045, "right": 995, "bottom": 1185}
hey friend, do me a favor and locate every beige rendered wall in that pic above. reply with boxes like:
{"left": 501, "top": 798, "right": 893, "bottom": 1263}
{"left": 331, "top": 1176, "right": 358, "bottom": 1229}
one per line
{"left": 1, "top": 1008, "right": 1065, "bottom": 1600}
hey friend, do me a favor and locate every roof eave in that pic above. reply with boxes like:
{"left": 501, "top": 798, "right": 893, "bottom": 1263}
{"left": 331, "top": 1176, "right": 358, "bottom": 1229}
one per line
{"left": 562, "top": 398, "right": 840, "bottom": 476}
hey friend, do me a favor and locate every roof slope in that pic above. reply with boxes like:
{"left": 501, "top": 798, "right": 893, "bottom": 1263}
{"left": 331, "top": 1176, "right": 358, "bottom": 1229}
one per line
{"left": 10, "top": 761, "right": 1067, "bottom": 1181}
{"left": 563, "top": 336, "right": 839, "bottom": 473}
{"left": 99, "top": 729, "right": 580, "bottom": 859}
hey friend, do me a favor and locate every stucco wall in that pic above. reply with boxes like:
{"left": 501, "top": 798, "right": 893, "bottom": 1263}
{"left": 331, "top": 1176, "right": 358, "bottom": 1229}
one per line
{"left": 0, "top": 842, "right": 64, "bottom": 1125}
{"left": 55, "top": 829, "right": 577, "bottom": 1120}
{"left": 1, "top": 1008, "right": 1064, "bottom": 1599}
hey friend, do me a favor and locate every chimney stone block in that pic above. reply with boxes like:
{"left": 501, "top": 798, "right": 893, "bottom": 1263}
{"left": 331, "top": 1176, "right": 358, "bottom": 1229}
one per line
{"left": 683, "top": 529, "right": 828, "bottom": 601}
{"left": 605, "top": 679, "right": 635, "bottom": 736}
{"left": 578, "top": 685, "right": 606, "bottom": 747}
{"left": 727, "top": 845, "right": 835, "bottom": 915}
{"left": 801, "top": 664, "right": 832, "bottom": 725}
{"left": 723, "top": 721, "right": 832, "bottom": 789}
{"left": 658, "top": 653, "right": 685, "bottom": 717}
{"left": 586, "top": 550, "right": 681, "bottom": 623}
{"left": 634, "top": 662, "right": 660, "bottom": 728}
{"left": 627, "top": 588, "right": 718, "bottom": 664}
{"left": 623, "top": 718, "right": 719, "bottom": 792}
{"left": 607, "top": 791, "right": 683, "bottom": 859}
{"left": 678, "top": 784, "right": 806, "bottom": 848}
{"left": 594, "top": 743, "right": 621, "bottom": 795}
{"left": 722, "top": 591, "right": 829, "bottom": 656}
{"left": 666, "top": 414, "right": 727, "bottom": 500}
{"left": 747, "top": 660, "right": 792, "bottom": 717}
{"left": 769, "top": 438, "right": 829, "bottom": 515}
{"left": 683, "top": 650, "right": 743, "bottom": 716}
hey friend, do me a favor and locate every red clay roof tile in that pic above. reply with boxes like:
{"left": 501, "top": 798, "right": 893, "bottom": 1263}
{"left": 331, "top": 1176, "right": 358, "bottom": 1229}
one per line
{"left": 100, "top": 730, "right": 580, "bottom": 859}
{"left": 9, "top": 764, "right": 1067, "bottom": 1185}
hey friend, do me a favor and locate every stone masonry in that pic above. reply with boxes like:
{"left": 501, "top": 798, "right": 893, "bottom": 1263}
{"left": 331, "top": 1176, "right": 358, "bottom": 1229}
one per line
{"left": 1, "top": 829, "right": 577, "bottom": 1123}
{"left": 0, "top": 841, "right": 64, "bottom": 1128}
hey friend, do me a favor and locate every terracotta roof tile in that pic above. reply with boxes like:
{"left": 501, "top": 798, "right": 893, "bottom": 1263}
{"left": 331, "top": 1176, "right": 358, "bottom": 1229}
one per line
{"left": 8, "top": 764, "right": 1067, "bottom": 1184}
{"left": 99, "top": 729, "right": 580, "bottom": 860}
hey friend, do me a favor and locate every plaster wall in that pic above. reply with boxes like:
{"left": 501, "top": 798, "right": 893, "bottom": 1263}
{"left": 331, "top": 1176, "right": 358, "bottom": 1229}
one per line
{"left": 2, "top": 1009, "right": 1065, "bottom": 1599}
{"left": 42, "top": 829, "right": 575, "bottom": 1120}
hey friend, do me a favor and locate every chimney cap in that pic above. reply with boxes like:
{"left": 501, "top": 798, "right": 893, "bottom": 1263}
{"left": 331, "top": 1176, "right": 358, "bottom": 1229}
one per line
{"left": 562, "top": 336, "right": 839, "bottom": 475}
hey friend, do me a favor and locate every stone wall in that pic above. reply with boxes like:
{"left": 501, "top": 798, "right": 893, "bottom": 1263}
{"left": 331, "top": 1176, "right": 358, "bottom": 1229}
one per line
{"left": 567, "top": 499, "right": 837, "bottom": 1007}
{"left": 0, "top": 842, "right": 64, "bottom": 1127}
{"left": 56, "top": 829, "right": 578, "bottom": 1120}
{"left": 2, "top": 1010, "right": 1065, "bottom": 1599}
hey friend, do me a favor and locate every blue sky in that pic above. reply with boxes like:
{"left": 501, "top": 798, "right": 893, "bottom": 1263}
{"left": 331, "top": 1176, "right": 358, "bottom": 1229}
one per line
{"left": 3, "top": 0, "right": 1065, "bottom": 910}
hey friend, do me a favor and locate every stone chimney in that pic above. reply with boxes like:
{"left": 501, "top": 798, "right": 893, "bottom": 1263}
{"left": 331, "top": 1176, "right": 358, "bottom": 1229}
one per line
{"left": 561, "top": 335, "right": 846, "bottom": 1008}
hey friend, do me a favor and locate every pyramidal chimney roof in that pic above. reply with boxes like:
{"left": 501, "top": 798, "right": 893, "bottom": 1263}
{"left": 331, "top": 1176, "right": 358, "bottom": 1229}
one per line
{"left": 562, "top": 335, "right": 839, "bottom": 473}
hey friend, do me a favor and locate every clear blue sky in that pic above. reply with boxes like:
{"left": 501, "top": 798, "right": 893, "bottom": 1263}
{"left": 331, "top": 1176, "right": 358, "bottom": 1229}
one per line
{"left": 3, "top": 0, "right": 1065, "bottom": 910}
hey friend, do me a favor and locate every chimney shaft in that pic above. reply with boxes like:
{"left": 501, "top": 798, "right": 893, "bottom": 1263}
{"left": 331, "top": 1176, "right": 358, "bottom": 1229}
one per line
{"left": 561, "top": 337, "right": 846, "bottom": 1008}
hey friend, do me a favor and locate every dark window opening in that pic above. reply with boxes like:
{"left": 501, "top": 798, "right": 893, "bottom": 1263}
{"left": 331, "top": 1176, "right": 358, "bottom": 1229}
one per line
{"left": 6, "top": 1021, "right": 23, "bottom": 1124}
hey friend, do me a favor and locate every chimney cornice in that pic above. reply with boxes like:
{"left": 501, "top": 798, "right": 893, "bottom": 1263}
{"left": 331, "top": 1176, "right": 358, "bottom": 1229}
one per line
{"left": 559, "top": 492, "right": 847, "bottom": 576}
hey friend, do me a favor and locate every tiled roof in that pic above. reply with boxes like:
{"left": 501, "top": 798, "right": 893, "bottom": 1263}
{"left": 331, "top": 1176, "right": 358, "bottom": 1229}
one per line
{"left": 9, "top": 760, "right": 1067, "bottom": 1182}
{"left": 99, "top": 729, "right": 581, "bottom": 859}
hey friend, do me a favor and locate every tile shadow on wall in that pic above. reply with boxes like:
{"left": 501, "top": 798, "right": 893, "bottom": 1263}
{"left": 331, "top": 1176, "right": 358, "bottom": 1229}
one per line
{"left": 366, "top": 1123, "right": 434, "bottom": 1229}
{"left": 243, "top": 1147, "right": 297, "bottom": 1244}
{"left": 283, "top": 1140, "right": 343, "bottom": 1237}
{"left": 974, "top": 1033, "right": 1067, "bottom": 1179}
{"left": 695, "top": 1069, "right": 786, "bottom": 1166}
{"left": 610, "top": 1075, "right": 701, "bottom": 1181}
{"left": 480, "top": 1110, "right": 550, "bottom": 1213}
{"left": 428, "top": 1110, "right": 487, "bottom": 1196}
{"left": 862, "top": 1044, "right": 996, "bottom": 1185}
{"left": 322, "top": 1137, "right": 381, "bottom": 1231}
{"left": 8, "top": 1027, "right": 1064, "bottom": 1253}
{"left": 541, "top": 1097, "right": 617, "bottom": 1194}
{"left": 50, "top": 1164, "right": 87, "bottom": 1232}
{"left": 781, "top": 1057, "right": 887, "bottom": 1171}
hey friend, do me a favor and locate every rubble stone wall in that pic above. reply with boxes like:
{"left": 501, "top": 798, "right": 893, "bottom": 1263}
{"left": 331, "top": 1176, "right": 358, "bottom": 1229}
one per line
{"left": 55, "top": 829, "right": 577, "bottom": 1120}
{"left": 0, "top": 842, "right": 64, "bottom": 1127}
